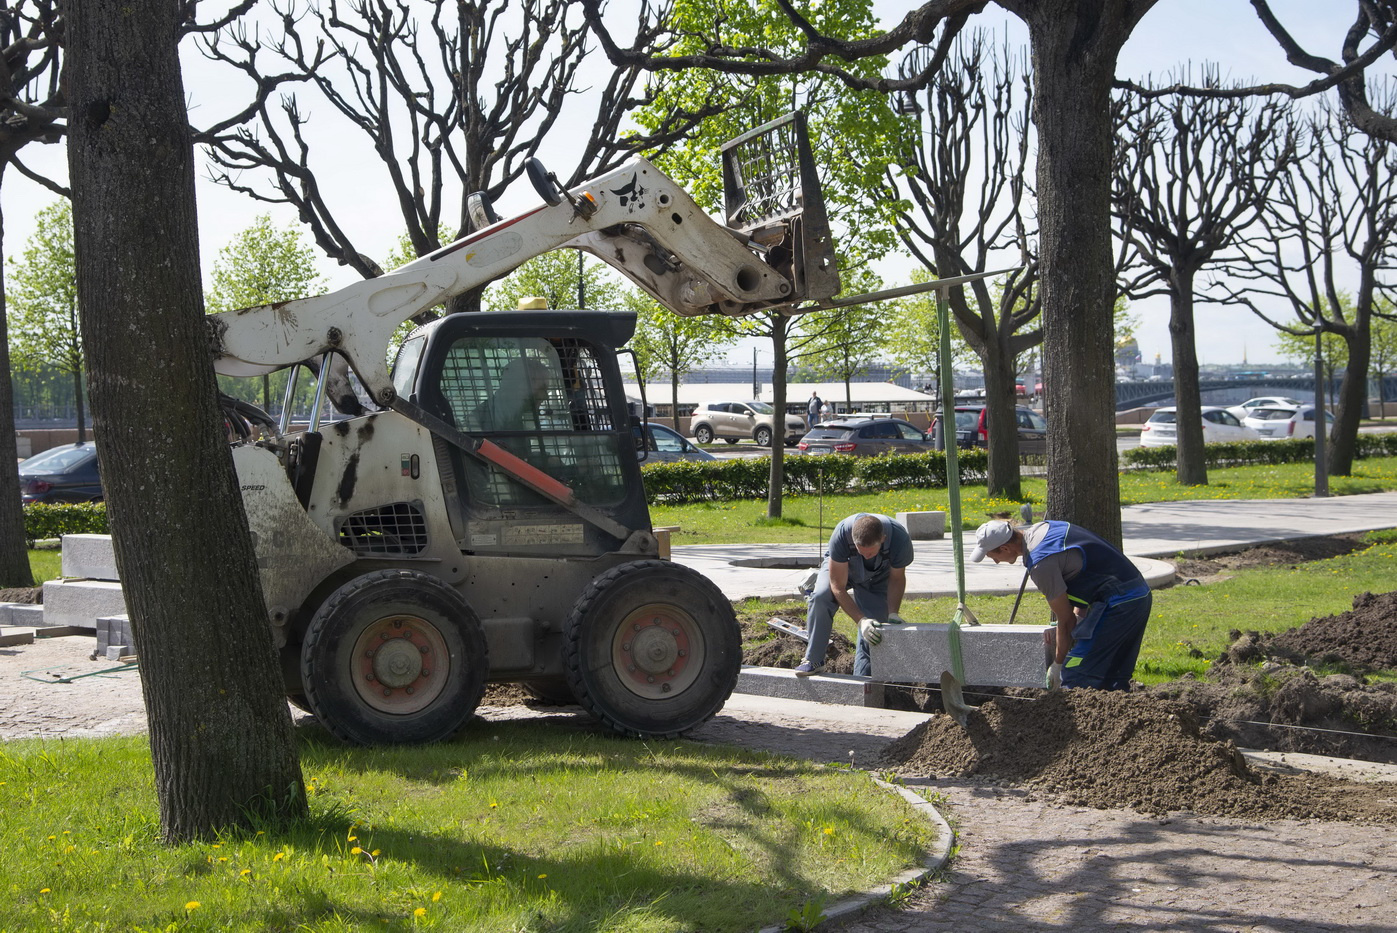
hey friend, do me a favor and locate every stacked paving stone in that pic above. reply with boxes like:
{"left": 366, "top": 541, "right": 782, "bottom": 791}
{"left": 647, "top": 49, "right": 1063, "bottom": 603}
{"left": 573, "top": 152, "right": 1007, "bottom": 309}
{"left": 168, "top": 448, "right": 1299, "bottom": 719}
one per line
{"left": 0, "top": 534, "right": 130, "bottom": 652}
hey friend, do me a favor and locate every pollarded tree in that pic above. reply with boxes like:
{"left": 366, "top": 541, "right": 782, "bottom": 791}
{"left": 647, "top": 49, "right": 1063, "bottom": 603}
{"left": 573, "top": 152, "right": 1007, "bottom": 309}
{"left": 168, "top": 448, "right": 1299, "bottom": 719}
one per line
{"left": 889, "top": 31, "right": 1040, "bottom": 501}
{"left": 1112, "top": 68, "right": 1301, "bottom": 487}
{"left": 1216, "top": 94, "right": 1397, "bottom": 475}
{"left": 206, "top": 214, "right": 328, "bottom": 412}
{"left": 66, "top": 0, "right": 306, "bottom": 842}
{"left": 197, "top": 0, "right": 720, "bottom": 311}
{"left": 6, "top": 200, "right": 86, "bottom": 441}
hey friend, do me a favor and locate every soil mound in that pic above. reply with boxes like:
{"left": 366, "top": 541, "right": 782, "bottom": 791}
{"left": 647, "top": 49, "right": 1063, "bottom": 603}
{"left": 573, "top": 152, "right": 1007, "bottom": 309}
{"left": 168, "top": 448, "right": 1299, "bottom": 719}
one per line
{"left": 881, "top": 689, "right": 1397, "bottom": 823}
{"left": 740, "top": 613, "right": 855, "bottom": 674}
{"left": 1263, "top": 590, "right": 1397, "bottom": 671}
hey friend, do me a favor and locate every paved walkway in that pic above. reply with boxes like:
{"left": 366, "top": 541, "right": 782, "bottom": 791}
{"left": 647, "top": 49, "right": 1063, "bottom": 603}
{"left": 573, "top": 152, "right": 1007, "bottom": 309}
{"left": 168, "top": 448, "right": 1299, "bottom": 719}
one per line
{"left": 670, "top": 492, "right": 1397, "bottom": 601}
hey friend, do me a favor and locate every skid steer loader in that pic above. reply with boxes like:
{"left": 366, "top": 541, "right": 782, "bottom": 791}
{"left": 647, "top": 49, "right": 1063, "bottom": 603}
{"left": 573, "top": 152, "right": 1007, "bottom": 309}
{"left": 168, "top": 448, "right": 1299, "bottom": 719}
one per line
{"left": 208, "top": 114, "right": 841, "bottom": 744}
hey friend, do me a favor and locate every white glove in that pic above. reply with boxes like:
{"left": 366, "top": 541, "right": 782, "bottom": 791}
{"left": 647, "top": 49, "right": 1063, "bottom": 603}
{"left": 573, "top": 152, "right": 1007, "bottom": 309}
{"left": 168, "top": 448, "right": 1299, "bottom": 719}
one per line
{"left": 858, "top": 618, "right": 884, "bottom": 646}
{"left": 1046, "top": 662, "right": 1063, "bottom": 690}
{"left": 887, "top": 612, "right": 906, "bottom": 625}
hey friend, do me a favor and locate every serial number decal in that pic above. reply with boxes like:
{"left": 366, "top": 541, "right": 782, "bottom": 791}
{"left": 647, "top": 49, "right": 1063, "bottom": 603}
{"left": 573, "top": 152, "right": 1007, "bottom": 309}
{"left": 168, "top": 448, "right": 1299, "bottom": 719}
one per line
{"left": 502, "top": 523, "right": 585, "bottom": 546}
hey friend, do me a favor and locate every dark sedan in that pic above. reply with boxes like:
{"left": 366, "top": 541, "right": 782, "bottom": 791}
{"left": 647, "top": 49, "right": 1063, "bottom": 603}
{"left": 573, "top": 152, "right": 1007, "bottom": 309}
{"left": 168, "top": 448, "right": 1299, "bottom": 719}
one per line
{"left": 19, "top": 442, "right": 103, "bottom": 503}
{"left": 933, "top": 404, "right": 1047, "bottom": 456}
{"left": 797, "top": 417, "right": 934, "bottom": 456}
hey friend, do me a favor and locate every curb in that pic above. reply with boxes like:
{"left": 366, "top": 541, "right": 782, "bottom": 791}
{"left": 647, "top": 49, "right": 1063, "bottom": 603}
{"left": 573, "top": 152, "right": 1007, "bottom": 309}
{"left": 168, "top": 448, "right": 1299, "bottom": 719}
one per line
{"left": 756, "top": 773, "right": 956, "bottom": 932}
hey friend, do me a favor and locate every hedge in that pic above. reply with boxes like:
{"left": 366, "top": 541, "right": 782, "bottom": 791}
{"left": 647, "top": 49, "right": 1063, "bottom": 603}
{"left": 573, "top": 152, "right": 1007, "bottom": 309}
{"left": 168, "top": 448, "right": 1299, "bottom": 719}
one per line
{"left": 23, "top": 502, "right": 109, "bottom": 542}
{"left": 1120, "top": 432, "right": 1397, "bottom": 471}
{"left": 641, "top": 450, "right": 990, "bottom": 504}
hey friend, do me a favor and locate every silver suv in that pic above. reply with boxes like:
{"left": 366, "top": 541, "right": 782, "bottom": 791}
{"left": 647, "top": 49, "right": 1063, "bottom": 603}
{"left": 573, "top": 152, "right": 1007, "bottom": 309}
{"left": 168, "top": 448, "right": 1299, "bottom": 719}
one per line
{"left": 689, "top": 400, "right": 807, "bottom": 447}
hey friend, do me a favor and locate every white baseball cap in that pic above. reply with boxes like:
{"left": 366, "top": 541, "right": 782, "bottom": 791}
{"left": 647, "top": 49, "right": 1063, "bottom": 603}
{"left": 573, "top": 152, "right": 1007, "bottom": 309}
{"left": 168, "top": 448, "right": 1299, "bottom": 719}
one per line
{"left": 970, "top": 520, "right": 1015, "bottom": 562}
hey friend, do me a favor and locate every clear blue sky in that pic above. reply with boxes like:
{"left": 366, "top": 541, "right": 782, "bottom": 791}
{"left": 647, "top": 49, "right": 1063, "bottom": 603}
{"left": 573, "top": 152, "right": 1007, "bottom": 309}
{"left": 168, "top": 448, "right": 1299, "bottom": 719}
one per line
{"left": 1, "top": 0, "right": 1385, "bottom": 370}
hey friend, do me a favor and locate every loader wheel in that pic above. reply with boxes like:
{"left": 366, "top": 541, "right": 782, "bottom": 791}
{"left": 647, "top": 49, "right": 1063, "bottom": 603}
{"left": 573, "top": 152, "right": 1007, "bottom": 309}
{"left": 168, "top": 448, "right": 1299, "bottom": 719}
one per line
{"left": 563, "top": 560, "right": 739, "bottom": 738}
{"left": 301, "top": 570, "right": 487, "bottom": 745}
{"left": 754, "top": 425, "right": 774, "bottom": 447}
{"left": 694, "top": 424, "right": 715, "bottom": 445}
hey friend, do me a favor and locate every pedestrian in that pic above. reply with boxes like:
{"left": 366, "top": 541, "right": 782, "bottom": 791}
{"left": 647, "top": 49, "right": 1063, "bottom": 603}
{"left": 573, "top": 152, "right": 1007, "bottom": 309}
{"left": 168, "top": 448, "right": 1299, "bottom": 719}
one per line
{"left": 796, "top": 513, "right": 914, "bottom": 677}
{"left": 819, "top": 402, "right": 831, "bottom": 423}
{"left": 971, "top": 518, "right": 1152, "bottom": 691}
{"left": 807, "top": 390, "right": 822, "bottom": 426}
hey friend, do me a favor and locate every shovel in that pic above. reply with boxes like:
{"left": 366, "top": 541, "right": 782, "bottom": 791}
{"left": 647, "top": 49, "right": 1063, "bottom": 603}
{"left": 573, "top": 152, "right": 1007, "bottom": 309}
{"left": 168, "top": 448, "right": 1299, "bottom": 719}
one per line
{"left": 939, "top": 670, "right": 972, "bottom": 728}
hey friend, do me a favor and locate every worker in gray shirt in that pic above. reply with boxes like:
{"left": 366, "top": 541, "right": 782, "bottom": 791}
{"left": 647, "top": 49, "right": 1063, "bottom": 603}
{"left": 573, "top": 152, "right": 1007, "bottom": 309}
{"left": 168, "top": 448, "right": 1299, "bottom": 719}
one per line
{"left": 971, "top": 518, "right": 1151, "bottom": 691}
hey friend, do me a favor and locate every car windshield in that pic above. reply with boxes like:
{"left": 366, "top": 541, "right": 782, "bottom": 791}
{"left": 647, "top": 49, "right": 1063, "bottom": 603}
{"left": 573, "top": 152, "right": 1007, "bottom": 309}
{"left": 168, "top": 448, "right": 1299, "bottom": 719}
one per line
{"left": 746, "top": 401, "right": 775, "bottom": 414}
{"left": 1252, "top": 408, "right": 1296, "bottom": 421}
{"left": 20, "top": 446, "right": 93, "bottom": 472}
{"left": 1147, "top": 410, "right": 1177, "bottom": 424}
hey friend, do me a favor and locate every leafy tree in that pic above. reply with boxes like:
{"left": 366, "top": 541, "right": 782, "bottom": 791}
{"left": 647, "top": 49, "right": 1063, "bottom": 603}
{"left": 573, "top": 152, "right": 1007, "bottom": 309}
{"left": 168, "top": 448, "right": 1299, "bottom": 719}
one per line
{"left": 484, "top": 251, "right": 627, "bottom": 314}
{"left": 630, "top": 0, "right": 913, "bottom": 517}
{"left": 628, "top": 294, "right": 737, "bottom": 426}
{"left": 6, "top": 200, "right": 86, "bottom": 441}
{"left": 206, "top": 214, "right": 327, "bottom": 413}
{"left": 1372, "top": 310, "right": 1397, "bottom": 418}
{"left": 1273, "top": 309, "right": 1351, "bottom": 409}
{"left": 798, "top": 268, "right": 887, "bottom": 410}
{"left": 67, "top": 0, "right": 306, "bottom": 842}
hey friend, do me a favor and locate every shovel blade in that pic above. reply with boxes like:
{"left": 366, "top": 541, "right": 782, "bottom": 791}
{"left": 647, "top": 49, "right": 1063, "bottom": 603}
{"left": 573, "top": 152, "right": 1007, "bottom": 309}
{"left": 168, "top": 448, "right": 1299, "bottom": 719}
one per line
{"left": 940, "top": 670, "right": 972, "bottom": 728}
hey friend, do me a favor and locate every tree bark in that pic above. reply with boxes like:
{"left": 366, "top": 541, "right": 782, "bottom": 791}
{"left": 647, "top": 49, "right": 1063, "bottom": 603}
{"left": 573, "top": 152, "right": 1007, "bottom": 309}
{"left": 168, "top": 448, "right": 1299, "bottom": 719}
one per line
{"left": 1024, "top": 4, "right": 1134, "bottom": 546}
{"left": 0, "top": 175, "right": 36, "bottom": 587}
{"left": 64, "top": 0, "right": 306, "bottom": 842}
{"left": 1169, "top": 270, "right": 1208, "bottom": 486}
{"left": 767, "top": 322, "right": 789, "bottom": 519}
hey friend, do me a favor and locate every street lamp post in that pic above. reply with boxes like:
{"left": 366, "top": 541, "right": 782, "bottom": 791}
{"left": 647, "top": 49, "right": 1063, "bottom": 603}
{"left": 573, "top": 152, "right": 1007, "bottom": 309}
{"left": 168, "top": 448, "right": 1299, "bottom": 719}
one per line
{"left": 1313, "top": 329, "right": 1329, "bottom": 498}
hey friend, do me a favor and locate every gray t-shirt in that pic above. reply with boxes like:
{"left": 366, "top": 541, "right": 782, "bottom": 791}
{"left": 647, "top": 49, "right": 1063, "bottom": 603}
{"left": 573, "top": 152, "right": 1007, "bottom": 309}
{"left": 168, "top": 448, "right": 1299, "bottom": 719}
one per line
{"left": 827, "top": 514, "right": 914, "bottom": 586}
{"left": 1023, "top": 521, "right": 1083, "bottom": 601}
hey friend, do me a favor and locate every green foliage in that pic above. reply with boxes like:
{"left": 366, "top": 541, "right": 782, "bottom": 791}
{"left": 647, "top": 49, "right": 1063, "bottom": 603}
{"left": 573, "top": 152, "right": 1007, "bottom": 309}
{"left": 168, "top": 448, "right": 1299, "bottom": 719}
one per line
{"left": 1121, "top": 433, "right": 1397, "bottom": 471}
{"left": 628, "top": 293, "right": 738, "bottom": 399}
{"left": 6, "top": 200, "right": 80, "bottom": 375}
{"left": 23, "top": 502, "right": 109, "bottom": 542}
{"left": 483, "top": 251, "right": 626, "bottom": 313}
{"left": 641, "top": 450, "right": 989, "bottom": 503}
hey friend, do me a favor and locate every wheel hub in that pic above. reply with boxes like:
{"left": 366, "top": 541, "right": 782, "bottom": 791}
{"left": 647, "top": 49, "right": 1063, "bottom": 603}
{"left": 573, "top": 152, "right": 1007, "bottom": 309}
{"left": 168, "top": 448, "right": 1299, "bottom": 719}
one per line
{"left": 613, "top": 604, "right": 703, "bottom": 700}
{"left": 352, "top": 614, "right": 449, "bottom": 714}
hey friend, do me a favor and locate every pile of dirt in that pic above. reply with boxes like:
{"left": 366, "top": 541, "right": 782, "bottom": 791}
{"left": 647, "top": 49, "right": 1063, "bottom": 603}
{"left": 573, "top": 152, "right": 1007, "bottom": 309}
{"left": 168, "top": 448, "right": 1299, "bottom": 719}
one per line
{"left": 1172, "top": 533, "right": 1370, "bottom": 583}
{"left": 1218, "top": 590, "right": 1397, "bottom": 673}
{"left": 740, "top": 612, "right": 856, "bottom": 674}
{"left": 881, "top": 689, "right": 1397, "bottom": 823}
{"left": 0, "top": 587, "right": 41, "bottom": 604}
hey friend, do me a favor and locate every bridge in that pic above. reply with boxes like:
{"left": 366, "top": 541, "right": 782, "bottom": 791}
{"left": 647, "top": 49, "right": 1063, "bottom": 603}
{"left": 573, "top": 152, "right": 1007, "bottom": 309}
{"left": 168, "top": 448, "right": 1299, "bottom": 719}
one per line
{"left": 1113, "top": 376, "right": 1397, "bottom": 412}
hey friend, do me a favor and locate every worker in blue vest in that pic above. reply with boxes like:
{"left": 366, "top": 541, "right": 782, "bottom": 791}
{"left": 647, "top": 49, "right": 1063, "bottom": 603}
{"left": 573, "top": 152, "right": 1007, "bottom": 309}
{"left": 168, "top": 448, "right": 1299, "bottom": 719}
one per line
{"left": 971, "top": 518, "right": 1151, "bottom": 691}
{"left": 796, "top": 513, "right": 914, "bottom": 677}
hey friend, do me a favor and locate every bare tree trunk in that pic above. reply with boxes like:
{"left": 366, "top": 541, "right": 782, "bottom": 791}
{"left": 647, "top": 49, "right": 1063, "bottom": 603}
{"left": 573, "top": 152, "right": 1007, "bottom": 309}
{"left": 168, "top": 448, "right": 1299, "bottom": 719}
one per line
{"left": 65, "top": 0, "right": 306, "bottom": 842}
{"left": 1029, "top": 8, "right": 1125, "bottom": 546}
{"left": 0, "top": 180, "right": 36, "bottom": 587}
{"left": 981, "top": 319, "right": 1024, "bottom": 500}
{"left": 72, "top": 367, "right": 86, "bottom": 444}
{"left": 1169, "top": 272, "right": 1208, "bottom": 486}
{"left": 766, "top": 323, "right": 789, "bottom": 519}
{"left": 1331, "top": 326, "right": 1370, "bottom": 475}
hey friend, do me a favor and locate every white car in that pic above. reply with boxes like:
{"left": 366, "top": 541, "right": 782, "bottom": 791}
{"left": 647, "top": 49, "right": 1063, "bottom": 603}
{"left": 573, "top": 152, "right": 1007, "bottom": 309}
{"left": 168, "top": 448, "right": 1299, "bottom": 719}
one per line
{"left": 1242, "top": 405, "right": 1335, "bottom": 440}
{"left": 1225, "top": 396, "right": 1304, "bottom": 421}
{"left": 1139, "top": 406, "right": 1260, "bottom": 448}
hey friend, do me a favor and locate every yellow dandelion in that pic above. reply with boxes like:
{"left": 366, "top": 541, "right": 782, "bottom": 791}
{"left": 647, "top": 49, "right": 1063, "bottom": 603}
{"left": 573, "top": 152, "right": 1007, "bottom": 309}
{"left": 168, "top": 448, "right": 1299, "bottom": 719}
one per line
{"left": 414, "top": 907, "right": 427, "bottom": 917}
{"left": 273, "top": 852, "right": 285, "bottom": 862}
{"left": 348, "top": 835, "right": 357, "bottom": 842}
{"left": 351, "top": 846, "right": 363, "bottom": 855}
{"left": 538, "top": 874, "right": 548, "bottom": 880}
{"left": 240, "top": 869, "right": 252, "bottom": 877}
{"left": 39, "top": 888, "right": 50, "bottom": 895}
{"left": 823, "top": 827, "right": 835, "bottom": 836}
{"left": 432, "top": 891, "right": 442, "bottom": 902}
{"left": 371, "top": 849, "right": 380, "bottom": 857}
{"left": 185, "top": 901, "right": 201, "bottom": 910}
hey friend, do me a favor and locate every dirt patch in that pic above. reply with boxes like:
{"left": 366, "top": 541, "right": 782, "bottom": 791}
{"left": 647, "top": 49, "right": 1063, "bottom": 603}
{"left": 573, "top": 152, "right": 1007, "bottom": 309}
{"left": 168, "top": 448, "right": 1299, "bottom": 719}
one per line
{"left": 0, "top": 586, "right": 42, "bottom": 604}
{"left": 881, "top": 689, "right": 1397, "bottom": 823}
{"left": 1171, "top": 532, "right": 1369, "bottom": 583}
{"left": 739, "top": 611, "right": 855, "bottom": 674}
{"left": 1219, "top": 590, "right": 1397, "bottom": 673}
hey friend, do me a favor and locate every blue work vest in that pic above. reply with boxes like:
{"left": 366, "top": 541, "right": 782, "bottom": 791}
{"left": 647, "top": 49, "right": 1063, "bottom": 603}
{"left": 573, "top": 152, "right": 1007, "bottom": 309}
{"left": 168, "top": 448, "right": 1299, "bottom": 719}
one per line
{"left": 1025, "top": 521, "right": 1149, "bottom": 608}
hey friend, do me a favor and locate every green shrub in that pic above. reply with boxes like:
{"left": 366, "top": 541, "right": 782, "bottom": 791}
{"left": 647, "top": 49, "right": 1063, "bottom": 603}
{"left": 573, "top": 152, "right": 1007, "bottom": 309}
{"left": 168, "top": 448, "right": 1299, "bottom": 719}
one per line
{"left": 23, "top": 502, "right": 109, "bottom": 541}
{"left": 1121, "top": 432, "right": 1397, "bottom": 472}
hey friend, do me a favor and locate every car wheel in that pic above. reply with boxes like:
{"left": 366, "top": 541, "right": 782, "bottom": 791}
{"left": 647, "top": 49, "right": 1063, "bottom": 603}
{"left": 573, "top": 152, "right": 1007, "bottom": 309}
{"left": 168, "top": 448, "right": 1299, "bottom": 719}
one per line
{"left": 694, "top": 424, "right": 714, "bottom": 445}
{"left": 563, "top": 560, "right": 739, "bottom": 738}
{"left": 300, "top": 570, "right": 488, "bottom": 745}
{"left": 754, "top": 425, "right": 773, "bottom": 447}
{"left": 724, "top": 438, "right": 739, "bottom": 445}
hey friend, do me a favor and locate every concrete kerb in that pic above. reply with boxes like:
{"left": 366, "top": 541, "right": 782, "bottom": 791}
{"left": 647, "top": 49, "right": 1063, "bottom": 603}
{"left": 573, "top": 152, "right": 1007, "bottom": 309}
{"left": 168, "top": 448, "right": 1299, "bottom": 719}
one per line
{"left": 754, "top": 774, "right": 956, "bottom": 933}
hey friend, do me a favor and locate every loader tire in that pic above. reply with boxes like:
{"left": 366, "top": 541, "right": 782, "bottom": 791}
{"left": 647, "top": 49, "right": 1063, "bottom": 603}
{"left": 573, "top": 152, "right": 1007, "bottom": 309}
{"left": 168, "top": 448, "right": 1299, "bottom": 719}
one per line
{"left": 563, "top": 560, "right": 739, "bottom": 738}
{"left": 301, "top": 570, "right": 487, "bottom": 745}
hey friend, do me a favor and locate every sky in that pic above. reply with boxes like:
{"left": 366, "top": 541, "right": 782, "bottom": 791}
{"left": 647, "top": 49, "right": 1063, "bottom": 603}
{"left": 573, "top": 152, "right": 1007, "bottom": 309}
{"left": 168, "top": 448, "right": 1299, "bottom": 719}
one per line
{"left": 1, "top": 0, "right": 1387, "bottom": 372}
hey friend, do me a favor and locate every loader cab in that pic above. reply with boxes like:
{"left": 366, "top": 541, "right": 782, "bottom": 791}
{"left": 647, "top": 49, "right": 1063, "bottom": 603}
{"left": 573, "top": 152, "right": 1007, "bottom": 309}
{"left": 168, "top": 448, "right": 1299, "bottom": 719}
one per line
{"left": 393, "top": 309, "right": 651, "bottom": 555}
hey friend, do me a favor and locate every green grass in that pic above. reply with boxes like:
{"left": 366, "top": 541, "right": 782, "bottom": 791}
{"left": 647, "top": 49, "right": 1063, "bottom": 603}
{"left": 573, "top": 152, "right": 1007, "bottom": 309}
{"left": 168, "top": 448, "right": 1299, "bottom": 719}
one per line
{"left": 0, "top": 723, "right": 934, "bottom": 932}
{"left": 652, "top": 456, "right": 1397, "bottom": 545}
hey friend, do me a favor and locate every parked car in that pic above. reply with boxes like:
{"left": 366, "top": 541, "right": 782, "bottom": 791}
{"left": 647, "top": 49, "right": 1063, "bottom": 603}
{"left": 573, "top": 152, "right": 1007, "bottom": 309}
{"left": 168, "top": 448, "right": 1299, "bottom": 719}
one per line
{"left": 688, "top": 400, "right": 806, "bottom": 447}
{"left": 1241, "top": 405, "right": 1335, "bottom": 440}
{"left": 18, "top": 442, "right": 103, "bottom": 503}
{"left": 796, "top": 417, "right": 935, "bottom": 456}
{"left": 1139, "top": 406, "right": 1259, "bottom": 448}
{"left": 931, "top": 404, "right": 1048, "bottom": 456}
{"left": 635, "top": 422, "right": 716, "bottom": 462}
{"left": 1225, "top": 396, "right": 1303, "bottom": 421}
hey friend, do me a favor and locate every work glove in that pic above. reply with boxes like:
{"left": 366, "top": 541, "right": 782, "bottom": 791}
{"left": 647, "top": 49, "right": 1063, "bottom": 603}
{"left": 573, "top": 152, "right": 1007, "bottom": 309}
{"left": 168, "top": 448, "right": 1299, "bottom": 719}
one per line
{"left": 886, "top": 612, "right": 907, "bottom": 625}
{"left": 1046, "top": 662, "right": 1063, "bottom": 690}
{"left": 858, "top": 617, "right": 884, "bottom": 646}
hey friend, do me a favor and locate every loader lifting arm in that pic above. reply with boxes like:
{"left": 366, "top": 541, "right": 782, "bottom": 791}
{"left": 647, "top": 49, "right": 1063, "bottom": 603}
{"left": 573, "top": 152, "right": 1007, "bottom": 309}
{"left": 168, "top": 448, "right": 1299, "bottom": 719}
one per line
{"left": 207, "top": 113, "right": 839, "bottom": 407}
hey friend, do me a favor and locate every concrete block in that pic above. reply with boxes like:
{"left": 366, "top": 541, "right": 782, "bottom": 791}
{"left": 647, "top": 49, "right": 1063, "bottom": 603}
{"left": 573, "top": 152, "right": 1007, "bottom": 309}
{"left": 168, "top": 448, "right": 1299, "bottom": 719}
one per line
{"left": 0, "top": 628, "right": 35, "bottom": 646}
{"left": 98, "top": 614, "right": 134, "bottom": 654}
{"left": 61, "top": 534, "right": 120, "bottom": 582}
{"left": 874, "top": 622, "right": 1051, "bottom": 688}
{"left": 41, "top": 579, "right": 127, "bottom": 631}
{"left": 7, "top": 603, "right": 46, "bottom": 627}
{"left": 106, "top": 645, "right": 131, "bottom": 661}
{"left": 735, "top": 666, "right": 885, "bottom": 707}
{"left": 895, "top": 511, "right": 945, "bottom": 540}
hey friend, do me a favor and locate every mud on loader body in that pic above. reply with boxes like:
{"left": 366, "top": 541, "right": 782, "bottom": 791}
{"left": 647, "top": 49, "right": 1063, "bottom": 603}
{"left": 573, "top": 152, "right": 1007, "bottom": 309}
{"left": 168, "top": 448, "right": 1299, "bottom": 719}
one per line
{"left": 209, "top": 114, "right": 839, "bottom": 744}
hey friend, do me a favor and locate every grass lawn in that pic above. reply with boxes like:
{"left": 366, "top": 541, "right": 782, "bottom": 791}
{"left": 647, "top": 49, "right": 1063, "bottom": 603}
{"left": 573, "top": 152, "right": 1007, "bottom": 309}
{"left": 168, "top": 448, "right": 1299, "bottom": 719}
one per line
{"left": 0, "top": 723, "right": 935, "bottom": 932}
